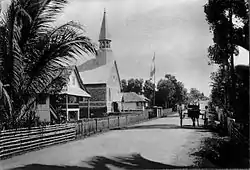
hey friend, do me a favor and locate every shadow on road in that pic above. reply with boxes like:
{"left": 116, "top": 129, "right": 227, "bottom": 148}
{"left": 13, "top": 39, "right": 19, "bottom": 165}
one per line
{"left": 116, "top": 124, "right": 211, "bottom": 132}
{"left": 9, "top": 153, "right": 196, "bottom": 170}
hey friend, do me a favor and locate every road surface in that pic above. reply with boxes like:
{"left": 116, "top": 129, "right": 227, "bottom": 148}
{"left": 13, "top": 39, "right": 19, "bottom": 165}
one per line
{"left": 0, "top": 113, "right": 214, "bottom": 170}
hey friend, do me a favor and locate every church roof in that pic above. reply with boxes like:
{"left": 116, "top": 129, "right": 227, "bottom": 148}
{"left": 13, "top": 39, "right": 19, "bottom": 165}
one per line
{"left": 99, "top": 9, "right": 111, "bottom": 40}
{"left": 79, "top": 62, "right": 113, "bottom": 84}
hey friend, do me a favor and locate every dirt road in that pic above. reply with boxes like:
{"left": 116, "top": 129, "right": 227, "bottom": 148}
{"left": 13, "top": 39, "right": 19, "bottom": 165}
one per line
{"left": 0, "top": 113, "right": 216, "bottom": 170}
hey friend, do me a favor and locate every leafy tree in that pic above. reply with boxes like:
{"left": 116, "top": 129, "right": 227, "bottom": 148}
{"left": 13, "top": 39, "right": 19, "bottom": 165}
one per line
{"left": 143, "top": 80, "right": 154, "bottom": 105}
{"left": 121, "top": 79, "right": 128, "bottom": 92}
{"left": 204, "top": 0, "right": 249, "bottom": 51}
{"left": 127, "top": 78, "right": 144, "bottom": 94}
{"left": 164, "top": 74, "right": 188, "bottom": 105}
{"left": 0, "top": 0, "right": 96, "bottom": 128}
{"left": 204, "top": 0, "right": 249, "bottom": 114}
{"left": 188, "top": 88, "right": 205, "bottom": 103}
{"left": 157, "top": 79, "right": 175, "bottom": 107}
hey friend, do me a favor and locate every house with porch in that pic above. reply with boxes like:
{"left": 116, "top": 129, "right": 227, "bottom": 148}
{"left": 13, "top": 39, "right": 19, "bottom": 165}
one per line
{"left": 36, "top": 66, "right": 91, "bottom": 122}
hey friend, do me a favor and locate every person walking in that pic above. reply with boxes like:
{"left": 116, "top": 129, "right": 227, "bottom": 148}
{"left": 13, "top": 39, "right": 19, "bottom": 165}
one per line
{"left": 177, "top": 103, "right": 183, "bottom": 127}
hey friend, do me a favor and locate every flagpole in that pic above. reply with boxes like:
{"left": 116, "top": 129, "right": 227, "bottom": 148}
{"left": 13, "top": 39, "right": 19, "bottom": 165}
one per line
{"left": 153, "top": 52, "right": 156, "bottom": 106}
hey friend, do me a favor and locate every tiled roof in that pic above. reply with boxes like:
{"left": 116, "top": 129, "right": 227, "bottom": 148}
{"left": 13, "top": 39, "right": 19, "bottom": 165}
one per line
{"left": 79, "top": 62, "right": 113, "bottom": 84}
{"left": 122, "top": 92, "right": 146, "bottom": 102}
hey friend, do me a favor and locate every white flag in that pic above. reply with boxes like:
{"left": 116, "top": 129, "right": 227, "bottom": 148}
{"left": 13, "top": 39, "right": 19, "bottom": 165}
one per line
{"left": 149, "top": 53, "right": 155, "bottom": 80}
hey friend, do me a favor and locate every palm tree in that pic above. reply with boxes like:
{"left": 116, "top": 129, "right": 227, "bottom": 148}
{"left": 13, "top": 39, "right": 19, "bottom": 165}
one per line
{"left": 0, "top": 0, "right": 97, "bottom": 128}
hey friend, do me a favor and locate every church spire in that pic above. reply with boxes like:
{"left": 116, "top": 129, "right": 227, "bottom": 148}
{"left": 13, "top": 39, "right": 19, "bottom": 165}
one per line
{"left": 99, "top": 9, "right": 111, "bottom": 49}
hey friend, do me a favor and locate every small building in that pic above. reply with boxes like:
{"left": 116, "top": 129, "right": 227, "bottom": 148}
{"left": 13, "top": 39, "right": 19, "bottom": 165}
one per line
{"left": 36, "top": 66, "right": 91, "bottom": 122}
{"left": 121, "top": 92, "right": 149, "bottom": 112}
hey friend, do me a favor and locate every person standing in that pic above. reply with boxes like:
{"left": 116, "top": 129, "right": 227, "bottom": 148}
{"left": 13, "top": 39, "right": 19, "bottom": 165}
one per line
{"left": 177, "top": 103, "right": 183, "bottom": 127}
{"left": 204, "top": 106, "right": 208, "bottom": 127}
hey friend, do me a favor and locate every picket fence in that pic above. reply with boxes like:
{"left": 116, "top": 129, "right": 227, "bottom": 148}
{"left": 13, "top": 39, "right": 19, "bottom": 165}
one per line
{"left": 0, "top": 112, "right": 149, "bottom": 160}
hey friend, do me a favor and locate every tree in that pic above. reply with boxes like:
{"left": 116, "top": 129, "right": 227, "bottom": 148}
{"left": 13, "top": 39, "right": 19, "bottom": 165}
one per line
{"left": 164, "top": 74, "right": 188, "bottom": 105}
{"left": 204, "top": 0, "right": 249, "bottom": 114}
{"left": 157, "top": 79, "right": 175, "bottom": 107}
{"left": 0, "top": 0, "right": 96, "bottom": 128}
{"left": 143, "top": 80, "right": 154, "bottom": 105}
{"left": 188, "top": 88, "right": 204, "bottom": 103}
{"left": 204, "top": 0, "right": 249, "bottom": 51}
{"left": 127, "top": 78, "right": 144, "bottom": 94}
{"left": 121, "top": 79, "right": 128, "bottom": 92}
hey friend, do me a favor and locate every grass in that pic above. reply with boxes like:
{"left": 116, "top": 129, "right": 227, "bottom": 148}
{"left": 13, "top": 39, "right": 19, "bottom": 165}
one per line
{"left": 192, "top": 126, "right": 249, "bottom": 169}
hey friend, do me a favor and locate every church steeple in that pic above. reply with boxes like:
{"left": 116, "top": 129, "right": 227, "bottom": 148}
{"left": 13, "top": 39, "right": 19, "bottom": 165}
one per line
{"left": 99, "top": 9, "right": 111, "bottom": 49}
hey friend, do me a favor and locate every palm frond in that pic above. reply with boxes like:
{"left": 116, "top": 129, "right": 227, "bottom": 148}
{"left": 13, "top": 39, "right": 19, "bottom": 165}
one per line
{"left": 0, "top": 1, "right": 24, "bottom": 94}
{"left": 25, "top": 21, "right": 96, "bottom": 96}
{"left": 18, "top": 0, "right": 68, "bottom": 48}
{"left": 0, "top": 81, "right": 12, "bottom": 119}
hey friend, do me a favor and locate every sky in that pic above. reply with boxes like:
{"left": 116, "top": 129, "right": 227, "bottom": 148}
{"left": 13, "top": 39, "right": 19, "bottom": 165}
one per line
{"left": 1, "top": 0, "right": 249, "bottom": 96}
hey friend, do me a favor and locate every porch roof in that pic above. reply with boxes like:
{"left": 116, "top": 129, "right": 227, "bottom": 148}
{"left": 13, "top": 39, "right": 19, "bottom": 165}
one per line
{"left": 60, "top": 86, "right": 91, "bottom": 97}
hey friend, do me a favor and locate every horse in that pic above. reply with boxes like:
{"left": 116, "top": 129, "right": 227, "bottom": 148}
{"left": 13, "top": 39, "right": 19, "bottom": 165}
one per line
{"left": 187, "top": 104, "right": 200, "bottom": 127}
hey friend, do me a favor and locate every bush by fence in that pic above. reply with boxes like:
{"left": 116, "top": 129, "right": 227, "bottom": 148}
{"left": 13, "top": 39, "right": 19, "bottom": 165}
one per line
{"left": 0, "top": 112, "right": 149, "bottom": 160}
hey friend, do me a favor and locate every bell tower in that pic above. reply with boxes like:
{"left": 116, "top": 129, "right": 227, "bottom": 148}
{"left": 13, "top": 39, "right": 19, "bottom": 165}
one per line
{"left": 99, "top": 9, "right": 111, "bottom": 49}
{"left": 96, "top": 9, "right": 114, "bottom": 66}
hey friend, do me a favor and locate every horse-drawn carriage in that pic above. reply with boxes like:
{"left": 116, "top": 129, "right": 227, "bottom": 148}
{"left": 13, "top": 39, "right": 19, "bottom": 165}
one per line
{"left": 187, "top": 104, "right": 200, "bottom": 127}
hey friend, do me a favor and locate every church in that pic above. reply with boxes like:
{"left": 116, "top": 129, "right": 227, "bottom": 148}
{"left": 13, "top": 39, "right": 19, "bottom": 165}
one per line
{"left": 78, "top": 10, "right": 122, "bottom": 117}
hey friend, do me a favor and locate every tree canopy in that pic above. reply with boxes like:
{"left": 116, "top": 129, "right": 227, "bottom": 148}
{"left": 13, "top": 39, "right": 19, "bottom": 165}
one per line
{"left": 204, "top": 0, "right": 249, "bottom": 120}
{"left": 204, "top": 0, "right": 249, "bottom": 52}
{"left": 121, "top": 78, "right": 143, "bottom": 94}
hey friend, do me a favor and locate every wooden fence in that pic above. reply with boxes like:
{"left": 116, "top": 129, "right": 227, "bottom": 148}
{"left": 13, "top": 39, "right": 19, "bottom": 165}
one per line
{"left": 0, "top": 112, "right": 149, "bottom": 160}
{"left": 227, "top": 117, "right": 249, "bottom": 147}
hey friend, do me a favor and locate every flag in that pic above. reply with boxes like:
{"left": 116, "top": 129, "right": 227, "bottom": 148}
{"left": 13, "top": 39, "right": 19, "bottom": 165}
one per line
{"left": 149, "top": 53, "right": 155, "bottom": 80}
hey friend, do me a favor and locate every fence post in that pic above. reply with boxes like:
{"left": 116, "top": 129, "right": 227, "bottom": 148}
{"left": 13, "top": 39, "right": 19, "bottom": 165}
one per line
{"left": 0, "top": 138, "right": 1, "bottom": 160}
{"left": 126, "top": 115, "right": 128, "bottom": 126}
{"left": 41, "top": 125, "right": 43, "bottom": 148}
{"left": 118, "top": 116, "right": 120, "bottom": 127}
{"left": 108, "top": 117, "right": 110, "bottom": 129}
{"left": 83, "top": 120, "right": 86, "bottom": 136}
{"left": 75, "top": 123, "right": 77, "bottom": 139}
{"left": 80, "top": 121, "right": 83, "bottom": 137}
{"left": 95, "top": 119, "right": 98, "bottom": 132}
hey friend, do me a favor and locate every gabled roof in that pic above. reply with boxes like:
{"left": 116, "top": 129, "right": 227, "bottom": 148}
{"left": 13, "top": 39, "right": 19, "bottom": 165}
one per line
{"left": 60, "top": 66, "right": 91, "bottom": 97}
{"left": 79, "top": 62, "right": 112, "bottom": 84}
{"left": 122, "top": 92, "right": 146, "bottom": 102}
